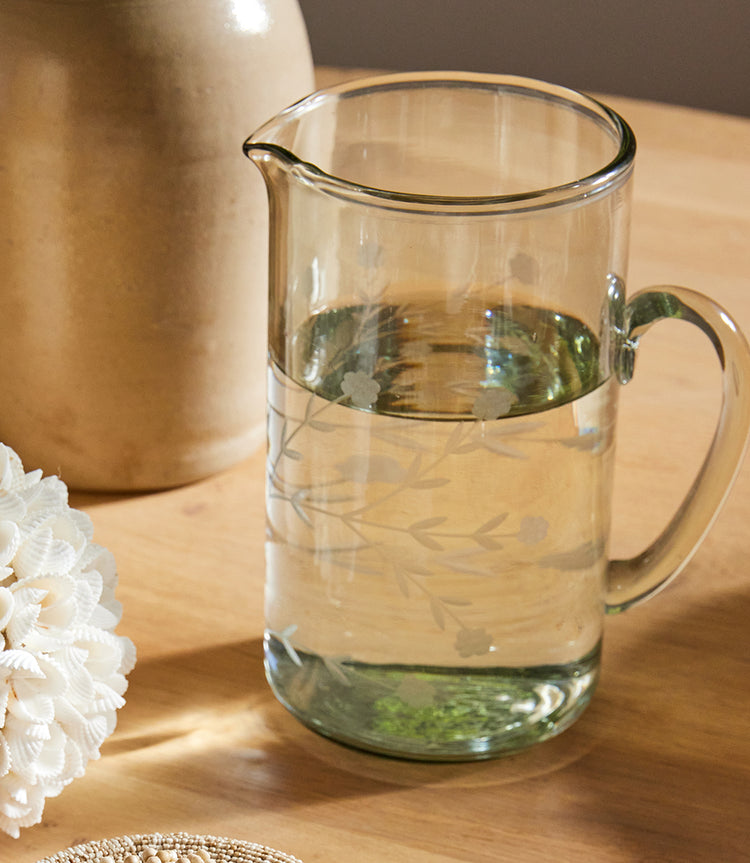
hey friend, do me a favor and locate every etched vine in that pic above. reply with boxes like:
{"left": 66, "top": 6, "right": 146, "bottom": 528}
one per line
{"left": 267, "top": 356, "right": 551, "bottom": 663}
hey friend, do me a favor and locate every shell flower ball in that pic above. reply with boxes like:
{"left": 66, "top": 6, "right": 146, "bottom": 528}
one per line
{"left": 0, "top": 444, "right": 136, "bottom": 837}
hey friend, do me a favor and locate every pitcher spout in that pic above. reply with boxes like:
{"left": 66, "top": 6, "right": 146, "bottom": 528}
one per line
{"left": 242, "top": 139, "right": 297, "bottom": 188}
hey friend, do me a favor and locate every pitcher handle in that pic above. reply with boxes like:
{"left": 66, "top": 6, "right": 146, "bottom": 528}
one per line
{"left": 606, "top": 284, "right": 750, "bottom": 613}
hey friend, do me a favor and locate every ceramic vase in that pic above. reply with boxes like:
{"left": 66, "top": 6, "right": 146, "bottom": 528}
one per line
{"left": 0, "top": 0, "right": 314, "bottom": 490}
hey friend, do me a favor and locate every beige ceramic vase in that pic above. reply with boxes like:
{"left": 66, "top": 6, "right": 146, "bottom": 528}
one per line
{"left": 0, "top": 0, "right": 314, "bottom": 490}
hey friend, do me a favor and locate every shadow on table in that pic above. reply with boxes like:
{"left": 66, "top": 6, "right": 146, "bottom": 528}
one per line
{"left": 559, "top": 584, "right": 750, "bottom": 863}
{"left": 98, "top": 587, "right": 750, "bottom": 861}
{"left": 105, "top": 639, "right": 270, "bottom": 754}
{"left": 105, "top": 633, "right": 608, "bottom": 786}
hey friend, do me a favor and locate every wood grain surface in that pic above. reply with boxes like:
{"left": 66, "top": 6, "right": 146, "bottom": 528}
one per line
{"left": 10, "top": 69, "right": 750, "bottom": 863}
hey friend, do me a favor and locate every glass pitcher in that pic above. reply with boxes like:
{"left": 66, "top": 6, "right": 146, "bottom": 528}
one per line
{"left": 244, "top": 73, "right": 750, "bottom": 760}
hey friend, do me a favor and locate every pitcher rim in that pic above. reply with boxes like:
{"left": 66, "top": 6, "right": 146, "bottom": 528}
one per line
{"left": 243, "top": 71, "right": 636, "bottom": 214}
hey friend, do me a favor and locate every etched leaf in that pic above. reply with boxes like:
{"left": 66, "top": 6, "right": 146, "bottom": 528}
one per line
{"left": 444, "top": 423, "right": 466, "bottom": 454}
{"left": 405, "top": 454, "right": 423, "bottom": 481}
{"left": 393, "top": 566, "right": 410, "bottom": 597}
{"left": 443, "top": 560, "right": 494, "bottom": 577}
{"left": 476, "top": 513, "right": 509, "bottom": 533}
{"left": 283, "top": 447, "right": 304, "bottom": 460}
{"left": 409, "top": 477, "right": 451, "bottom": 490}
{"left": 429, "top": 596, "right": 446, "bottom": 630}
{"left": 291, "top": 498, "right": 313, "bottom": 528}
{"left": 303, "top": 395, "right": 316, "bottom": 421}
{"left": 481, "top": 439, "right": 526, "bottom": 459}
{"left": 412, "top": 533, "right": 444, "bottom": 551}
{"left": 473, "top": 534, "right": 503, "bottom": 550}
{"left": 309, "top": 418, "right": 337, "bottom": 432}
{"left": 306, "top": 491, "right": 357, "bottom": 504}
{"left": 277, "top": 629, "right": 302, "bottom": 667}
{"left": 323, "top": 656, "right": 352, "bottom": 684}
{"left": 438, "top": 597, "right": 472, "bottom": 607}
{"left": 439, "top": 551, "right": 496, "bottom": 577}
{"left": 409, "top": 516, "right": 447, "bottom": 531}
{"left": 402, "top": 562, "right": 435, "bottom": 577}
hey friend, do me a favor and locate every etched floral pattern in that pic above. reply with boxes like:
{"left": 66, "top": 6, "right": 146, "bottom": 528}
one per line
{"left": 454, "top": 627, "right": 494, "bottom": 659}
{"left": 517, "top": 516, "right": 549, "bottom": 546}
{"left": 395, "top": 675, "right": 436, "bottom": 708}
{"left": 267, "top": 358, "right": 553, "bottom": 668}
{"left": 262, "top": 284, "right": 614, "bottom": 744}
{"left": 340, "top": 370, "right": 381, "bottom": 408}
{"left": 471, "top": 388, "right": 514, "bottom": 420}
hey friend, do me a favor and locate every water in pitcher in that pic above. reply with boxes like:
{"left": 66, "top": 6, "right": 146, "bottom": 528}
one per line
{"left": 265, "top": 294, "right": 616, "bottom": 759}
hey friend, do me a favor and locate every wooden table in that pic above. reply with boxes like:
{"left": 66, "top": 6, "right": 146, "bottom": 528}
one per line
{"left": 12, "top": 69, "right": 750, "bottom": 863}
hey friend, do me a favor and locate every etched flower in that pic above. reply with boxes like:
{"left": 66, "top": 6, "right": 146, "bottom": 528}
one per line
{"left": 0, "top": 443, "right": 135, "bottom": 838}
{"left": 454, "top": 627, "right": 493, "bottom": 658}
{"left": 510, "top": 251, "right": 539, "bottom": 284}
{"left": 396, "top": 675, "right": 436, "bottom": 708}
{"left": 517, "top": 515, "right": 549, "bottom": 546}
{"left": 341, "top": 370, "right": 381, "bottom": 408}
{"left": 471, "top": 388, "right": 514, "bottom": 421}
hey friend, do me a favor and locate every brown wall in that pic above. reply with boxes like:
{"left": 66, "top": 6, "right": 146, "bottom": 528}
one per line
{"left": 297, "top": 0, "right": 750, "bottom": 116}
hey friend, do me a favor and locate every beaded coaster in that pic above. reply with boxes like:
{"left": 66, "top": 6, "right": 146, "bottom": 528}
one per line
{"left": 35, "top": 832, "right": 303, "bottom": 863}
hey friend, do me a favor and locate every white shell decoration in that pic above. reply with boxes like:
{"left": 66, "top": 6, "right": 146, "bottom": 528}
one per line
{"left": 0, "top": 444, "right": 136, "bottom": 837}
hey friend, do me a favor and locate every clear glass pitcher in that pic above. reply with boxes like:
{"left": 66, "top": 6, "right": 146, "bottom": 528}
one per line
{"left": 244, "top": 72, "right": 750, "bottom": 760}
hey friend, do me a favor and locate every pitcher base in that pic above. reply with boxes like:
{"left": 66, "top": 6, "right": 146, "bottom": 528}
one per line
{"left": 264, "top": 636, "right": 600, "bottom": 761}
